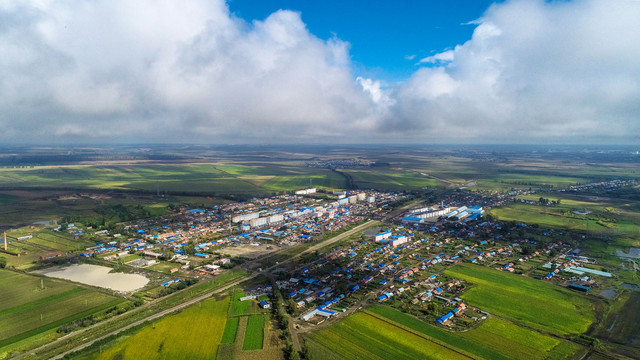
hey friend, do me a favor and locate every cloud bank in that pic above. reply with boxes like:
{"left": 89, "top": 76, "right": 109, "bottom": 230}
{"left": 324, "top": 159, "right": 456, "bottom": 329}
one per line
{"left": 1, "top": 0, "right": 639, "bottom": 144}
{"left": 391, "top": 0, "right": 640, "bottom": 142}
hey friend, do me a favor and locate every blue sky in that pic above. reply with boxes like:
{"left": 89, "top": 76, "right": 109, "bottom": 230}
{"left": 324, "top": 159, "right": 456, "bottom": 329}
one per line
{"left": 229, "top": 0, "right": 497, "bottom": 82}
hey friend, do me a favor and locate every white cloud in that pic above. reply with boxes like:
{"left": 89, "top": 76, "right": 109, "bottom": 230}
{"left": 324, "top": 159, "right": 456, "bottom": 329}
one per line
{"left": 0, "top": 0, "right": 639, "bottom": 144}
{"left": 0, "top": 0, "right": 377, "bottom": 143}
{"left": 419, "top": 49, "right": 454, "bottom": 65}
{"left": 388, "top": 0, "right": 640, "bottom": 142}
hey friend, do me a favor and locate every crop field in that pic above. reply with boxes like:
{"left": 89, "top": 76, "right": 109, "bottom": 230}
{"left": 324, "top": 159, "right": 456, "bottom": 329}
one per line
{"left": 341, "top": 169, "right": 438, "bottom": 190}
{"left": 221, "top": 317, "right": 240, "bottom": 344}
{"left": 0, "top": 270, "right": 123, "bottom": 352}
{"left": 89, "top": 296, "right": 230, "bottom": 360}
{"left": 306, "top": 311, "right": 473, "bottom": 360}
{"left": 490, "top": 198, "right": 640, "bottom": 241}
{"left": 2, "top": 227, "right": 97, "bottom": 269}
{"left": 217, "top": 288, "right": 281, "bottom": 360}
{"left": 491, "top": 203, "right": 603, "bottom": 229}
{"left": 242, "top": 315, "right": 265, "bottom": 351}
{"left": 474, "top": 174, "right": 586, "bottom": 191}
{"left": 445, "top": 264, "right": 595, "bottom": 335}
{"left": 367, "top": 306, "right": 581, "bottom": 360}
{"left": 0, "top": 163, "right": 347, "bottom": 195}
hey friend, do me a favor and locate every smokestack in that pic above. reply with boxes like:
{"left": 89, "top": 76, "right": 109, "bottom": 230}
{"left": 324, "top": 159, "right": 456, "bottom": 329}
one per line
{"left": 3, "top": 232, "right": 6, "bottom": 251}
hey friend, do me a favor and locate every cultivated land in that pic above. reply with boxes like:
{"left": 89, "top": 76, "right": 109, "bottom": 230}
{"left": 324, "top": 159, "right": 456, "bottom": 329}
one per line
{"left": 366, "top": 306, "right": 581, "bottom": 360}
{"left": 306, "top": 311, "right": 473, "bottom": 360}
{"left": 242, "top": 315, "right": 266, "bottom": 351}
{"left": 444, "top": 264, "right": 595, "bottom": 335}
{"left": 84, "top": 296, "right": 229, "bottom": 360}
{"left": 0, "top": 270, "right": 123, "bottom": 357}
{"left": 1, "top": 145, "right": 640, "bottom": 359}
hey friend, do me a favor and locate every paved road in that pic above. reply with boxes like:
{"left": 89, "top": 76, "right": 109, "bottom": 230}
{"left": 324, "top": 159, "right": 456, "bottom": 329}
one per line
{"left": 420, "top": 172, "right": 454, "bottom": 185}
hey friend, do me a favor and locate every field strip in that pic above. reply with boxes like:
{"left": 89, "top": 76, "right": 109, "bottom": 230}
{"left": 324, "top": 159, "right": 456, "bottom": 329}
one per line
{"left": 0, "top": 288, "right": 84, "bottom": 318}
{"left": 0, "top": 299, "right": 123, "bottom": 349}
{"left": 235, "top": 317, "right": 248, "bottom": 351}
{"left": 361, "top": 310, "right": 480, "bottom": 360}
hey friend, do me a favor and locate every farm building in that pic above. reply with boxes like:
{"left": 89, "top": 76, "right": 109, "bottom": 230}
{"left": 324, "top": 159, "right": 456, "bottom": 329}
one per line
{"left": 260, "top": 300, "right": 271, "bottom": 309}
{"left": 143, "top": 250, "right": 163, "bottom": 258}
{"left": 40, "top": 252, "right": 62, "bottom": 260}
{"left": 568, "top": 283, "right": 591, "bottom": 293}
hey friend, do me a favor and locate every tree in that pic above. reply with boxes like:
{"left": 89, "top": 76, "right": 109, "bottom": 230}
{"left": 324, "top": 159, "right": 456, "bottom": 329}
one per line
{"left": 521, "top": 244, "right": 535, "bottom": 255}
{"left": 0, "top": 257, "right": 6, "bottom": 268}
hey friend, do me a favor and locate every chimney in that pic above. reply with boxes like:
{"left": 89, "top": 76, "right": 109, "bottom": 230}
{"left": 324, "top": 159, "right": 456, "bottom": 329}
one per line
{"left": 3, "top": 232, "right": 6, "bottom": 251}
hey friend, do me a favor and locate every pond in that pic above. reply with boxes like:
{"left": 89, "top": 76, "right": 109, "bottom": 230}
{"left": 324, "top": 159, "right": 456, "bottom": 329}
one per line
{"left": 35, "top": 264, "right": 149, "bottom": 292}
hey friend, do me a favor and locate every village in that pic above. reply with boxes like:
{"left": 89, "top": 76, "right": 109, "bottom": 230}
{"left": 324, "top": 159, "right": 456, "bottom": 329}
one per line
{"left": 37, "top": 187, "right": 616, "bottom": 332}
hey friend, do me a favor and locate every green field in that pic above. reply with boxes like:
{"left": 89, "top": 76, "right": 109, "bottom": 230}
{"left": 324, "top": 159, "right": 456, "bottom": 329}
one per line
{"left": 242, "top": 315, "right": 265, "bottom": 351}
{"left": 0, "top": 163, "right": 346, "bottom": 194}
{"left": 445, "top": 264, "right": 595, "bottom": 335}
{"left": 491, "top": 203, "right": 610, "bottom": 232}
{"left": 306, "top": 311, "right": 473, "bottom": 360}
{"left": 2, "top": 227, "right": 99, "bottom": 270}
{"left": 89, "top": 296, "right": 230, "bottom": 360}
{"left": 0, "top": 270, "right": 123, "bottom": 354}
{"left": 341, "top": 169, "right": 438, "bottom": 190}
{"left": 229, "top": 291, "right": 260, "bottom": 317}
{"left": 367, "top": 306, "right": 581, "bottom": 360}
{"left": 220, "top": 317, "right": 239, "bottom": 344}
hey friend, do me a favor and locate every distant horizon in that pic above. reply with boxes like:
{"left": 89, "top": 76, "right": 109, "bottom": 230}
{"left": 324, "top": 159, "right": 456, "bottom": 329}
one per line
{"left": 1, "top": 143, "right": 638, "bottom": 150}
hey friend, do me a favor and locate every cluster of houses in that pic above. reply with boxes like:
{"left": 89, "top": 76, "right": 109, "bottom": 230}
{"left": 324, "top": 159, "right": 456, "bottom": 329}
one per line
{"left": 74, "top": 190, "right": 405, "bottom": 269}
{"left": 565, "top": 179, "right": 636, "bottom": 193}
{"left": 436, "top": 302, "right": 467, "bottom": 324}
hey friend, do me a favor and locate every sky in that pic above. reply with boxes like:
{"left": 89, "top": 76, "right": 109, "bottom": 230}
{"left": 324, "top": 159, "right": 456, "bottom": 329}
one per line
{"left": 229, "top": 0, "right": 497, "bottom": 82}
{"left": 1, "top": 0, "right": 639, "bottom": 145}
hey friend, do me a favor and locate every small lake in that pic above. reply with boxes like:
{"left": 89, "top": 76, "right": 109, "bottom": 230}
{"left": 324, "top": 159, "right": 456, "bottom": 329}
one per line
{"left": 621, "top": 283, "right": 639, "bottom": 290}
{"left": 35, "top": 264, "right": 149, "bottom": 292}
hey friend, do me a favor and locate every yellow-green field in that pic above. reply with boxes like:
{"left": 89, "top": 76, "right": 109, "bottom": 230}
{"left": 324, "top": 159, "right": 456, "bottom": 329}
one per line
{"left": 366, "top": 306, "right": 581, "bottom": 360}
{"left": 87, "top": 296, "right": 230, "bottom": 360}
{"left": 306, "top": 311, "right": 474, "bottom": 360}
